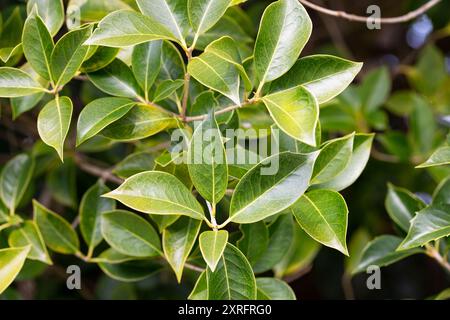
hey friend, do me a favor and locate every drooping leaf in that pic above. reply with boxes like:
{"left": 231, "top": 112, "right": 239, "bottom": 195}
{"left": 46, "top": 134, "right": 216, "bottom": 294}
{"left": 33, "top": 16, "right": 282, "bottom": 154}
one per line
{"left": 385, "top": 183, "right": 425, "bottom": 232}
{"left": 76, "top": 97, "right": 135, "bottom": 145}
{"left": 27, "top": 0, "right": 64, "bottom": 36}
{"left": 80, "top": 181, "right": 115, "bottom": 255}
{"left": 199, "top": 230, "right": 228, "bottom": 272}
{"left": 0, "top": 246, "right": 31, "bottom": 294}
{"left": 37, "top": 96, "right": 73, "bottom": 160}
{"left": 256, "top": 278, "right": 296, "bottom": 300}
{"left": 237, "top": 222, "right": 269, "bottom": 266}
{"left": 101, "top": 210, "right": 162, "bottom": 257}
{"left": 0, "top": 67, "right": 46, "bottom": 97}
{"left": 354, "top": 235, "right": 423, "bottom": 274}
{"left": 206, "top": 243, "right": 256, "bottom": 300}
{"left": 0, "top": 153, "right": 34, "bottom": 214}
{"left": 254, "top": 0, "right": 312, "bottom": 85}
{"left": 270, "top": 55, "right": 362, "bottom": 104}
{"left": 262, "top": 86, "right": 319, "bottom": 146}
{"left": 163, "top": 216, "right": 202, "bottom": 282}
{"left": 229, "top": 152, "right": 318, "bottom": 224}
{"left": 131, "top": 40, "right": 162, "bottom": 99}
{"left": 291, "top": 189, "right": 349, "bottom": 255}
{"left": 103, "top": 171, "right": 205, "bottom": 220}
{"left": 33, "top": 200, "right": 80, "bottom": 254}
{"left": 416, "top": 147, "right": 450, "bottom": 168}
{"left": 398, "top": 204, "right": 450, "bottom": 250}
{"left": 8, "top": 221, "right": 52, "bottom": 265}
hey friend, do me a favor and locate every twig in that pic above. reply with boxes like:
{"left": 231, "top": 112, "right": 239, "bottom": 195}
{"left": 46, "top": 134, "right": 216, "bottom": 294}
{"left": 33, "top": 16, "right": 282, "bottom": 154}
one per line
{"left": 426, "top": 244, "right": 450, "bottom": 273}
{"left": 184, "top": 262, "right": 205, "bottom": 273}
{"left": 298, "top": 0, "right": 442, "bottom": 24}
{"left": 74, "top": 154, "right": 123, "bottom": 184}
{"left": 283, "top": 264, "right": 313, "bottom": 283}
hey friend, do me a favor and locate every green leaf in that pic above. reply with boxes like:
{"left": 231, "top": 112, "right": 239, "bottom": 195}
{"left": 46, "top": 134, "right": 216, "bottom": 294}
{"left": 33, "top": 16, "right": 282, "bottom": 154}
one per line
{"left": 101, "top": 210, "right": 162, "bottom": 257}
{"left": 256, "top": 278, "right": 295, "bottom": 300}
{"left": 80, "top": 181, "right": 115, "bottom": 255}
{"left": 98, "top": 259, "right": 162, "bottom": 282}
{"left": 409, "top": 96, "right": 436, "bottom": 155}
{"left": 360, "top": 67, "right": 391, "bottom": 114}
{"left": 8, "top": 221, "right": 52, "bottom": 265}
{"left": 0, "top": 8, "right": 24, "bottom": 64}
{"left": 163, "top": 216, "right": 202, "bottom": 282}
{"left": 88, "top": 59, "right": 143, "bottom": 98}
{"left": 206, "top": 243, "right": 256, "bottom": 300}
{"left": 262, "top": 86, "right": 318, "bottom": 146}
{"left": 136, "top": 0, "right": 189, "bottom": 47}
{"left": 311, "top": 134, "right": 374, "bottom": 191}
{"left": 101, "top": 104, "right": 174, "bottom": 141}
{"left": 33, "top": 200, "right": 80, "bottom": 254}
{"left": 91, "top": 248, "right": 137, "bottom": 264}
{"left": 76, "top": 97, "right": 135, "bottom": 145}
{"left": 153, "top": 79, "right": 184, "bottom": 102}
{"left": 254, "top": 0, "right": 312, "bottom": 84}
{"left": 311, "top": 133, "right": 354, "bottom": 185}
{"left": 131, "top": 40, "right": 162, "bottom": 99}
{"left": 85, "top": 10, "right": 177, "bottom": 47}
{"left": 354, "top": 235, "right": 423, "bottom": 274}
{"left": 229, "top": 152, "right": 318, "bottom": 224}
{"left": 385, "top": 183, "right": 425, "bottom": 232}
{"left": 51, "top": 25, "right": 93, "bottom": 86}
{"left": 0, "top": 246, "right": 31, "bottom": 295}
{"left": 27, "top": 0, "right": 64, "bottom": 36}
{"left": 80, "top": 46, "right": 119, "bottom": 73}
{"left": 188, "top": 271, "right": 208, "bottom": 300}
{"left": 237, "top": 222, "right": 269, "bottom": 266}
{"left": 0, "top": 153, "right": 34, "bottom": 214}
{"left": 199, "top": 230, "right": 228, "bottom": 272}
{"left": 433, "top": 176, "right": 450, "bottom": 205}
{"left": 398, "top": 204, "right": 450, "bottom": 250}
{"left": 46, "top": 159, "right": 77, "bottom": 208}
{"left": 0, "top": 67, "right": 46, "bottom": 97}
{"left": 22, "top": 8, "right": 54, "bottom": 81}
{"left": 188, "top": 0, "right": 232, "bottom": 43}
{"left": 103, "top": 171, "right": 205, "bottom": 220}
{"left": 37, "top": 96, "right": 73, "bottom": 160}
{"left": 270, "top": 55, "right": 362, "bottom": 104}
{"left": 344, "top": 228, "right": 371, "bottom": 275}
{"left": 188, "top": 36, "right": 244, "bottom": 104}
{"left": 416, "top": 147, "right": 450, "bottom": 168}
{"left": 291, "top": 189, "right": 348, "bottom": 255}
{"left": 113, "top": 152, "right": 155, "bottom": 179}
{"left": 187, "top": 112, "right": 228, "bottom": 204}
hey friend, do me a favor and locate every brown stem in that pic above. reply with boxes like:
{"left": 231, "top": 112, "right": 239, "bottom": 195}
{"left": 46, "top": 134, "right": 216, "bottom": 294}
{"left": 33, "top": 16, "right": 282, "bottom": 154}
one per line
{"left": 426, "top": 245, "right": 450, "bottom": 273}
{"left": 74, "top": 154, "right": 123, "bottom": 184}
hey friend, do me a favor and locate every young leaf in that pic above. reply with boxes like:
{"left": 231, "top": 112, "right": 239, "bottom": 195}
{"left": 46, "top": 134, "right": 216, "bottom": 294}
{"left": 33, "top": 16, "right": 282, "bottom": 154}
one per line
{"left": 229, "top": 152, "right": 318, "bottom": 224}
{"left": 237, "top": 222, "right": 269, "bottom": 266}
{"left": 163, "top": 217, "right": 202, "bottom": 282}
{"left": 416, "top": 146, "right": 450, "bottom": 168}
{"left": 37, "top": 96, "right": 73, "bottom": 160}
{"left": 27, "top": 0, "right": 64, "bottom": 36}
{"left": 398, "top": 204, "right": 450, "bottom": 250}
{"left": 101, "top": 210, "right": 162, "bottom": 257}
{"left": 188, "top": 0, "right": 232, "bottom": 43}
{"left": 254, "top": 0, "right": 312, "bottom": 85}
{"left": 22, "top": 8, "right": 54, "bottom": 81}
{"left": 270, "top": 55, "right": 362, "bottom": 104}
{"left": 85, "top": 10, "right": 177, "bottom": 47}
{"left": 80, "top": 181, "right": 115, "bottom": 255}
{"left": 0, "top": 246, "right": 31, "bottom": 294}
{"left": 51, "top": 25, "right": 92, "bottom": 86}
{"left": 136, "top": 0, "right": 189, "bottom": 47}
{"left": 199, "top": 230, "right": 228, "bottom": 272}
{"left": 131, "top": 40, "right": 162, "bottom": 99}
{"left": 0, "top": 153, "right": 34, "bottom": 214}
{"left": 103, "top": 171, "right": 205, "bottom": 220}
{"left": 87, "top": 59, "right": 143, "bottom": 99}
{"left": 206, "top": 243, "right": 256, "bottom": 300}
{"left": 262, "top": 86, "right": 319, "bottom": 146}
{"left": 256, "top": 278, "right": 296, "bottom": 300}
{"left": 311, "top": 133, "right": 354, "bottom": 185}
{"left": 187, "top": 112, "right": 228, "bottom": 204}
{"left": 76, "top": 97, "right": 135, "bottom": 146}
{"left": 189, "top": 271, "right": 208, "bottom": 300}
{"left": 385, "top": 183, "right": 425, "bottom": 232}
{"left": 8, "top": 221, "right": 52, "bottom": 265}
{"left": 291, "top": 189, "right": 349, "bottom": 255}
{"left": 353, "top": 235, "right": 423, "bottom": 274}
{"left": 33, "top": 200, "right": 80, "bottom": 254}
{"left": 0, "top": 67, "right": 46, "bottom": 97}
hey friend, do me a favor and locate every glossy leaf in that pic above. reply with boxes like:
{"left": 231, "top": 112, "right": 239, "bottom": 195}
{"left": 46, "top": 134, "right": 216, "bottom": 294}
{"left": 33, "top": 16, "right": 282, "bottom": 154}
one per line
{"left": 103, "top": 171, "right": 205, "bottom": 220}
{"left": 76, "top": 97, "right": 135, "bottom": 145}
{"left": 254, "top": 0, "right": 312, "bottom": 84}
{"left": 113, "top": 152, "right": 155, "bottom": 179}
{"left": 291, "top": 189, "right": 349, "bottom": 255}
{"left": 98, "top": 259, "right": 162, "bottom": 282}
{"left": 153, "top": 79, "right": 184, "bottom": 102}
{"left": 188, "top": 271, "right": 208, "bottom": 300}
{"left": 33, "top": 200, "right": 80, "bottom": 254}
{"left": 0, "top": 67, "right": 46, "bottom": 97}
{"left": 131, "top": 40, "right": 162, "bottom": 99}
{"left": 416, "top": 147, "right": 450, "bottom": 168}
{"left": 163, "top": 217, "right": 202, "bottom": 282}
{"left": 37, "top": 96, "right": 73, "bottom": 160}
{"left": 237, "top": 222, "right": 269, "bottom": 266}
{"left": 199, "top": 230, "right": 228, "bottom": 272}
{"left": 188, "top": 0, "right": 232, "bottom": 42}
{"left": 27, "top": 0, "right": 64, "bottom": 36}
{"left": 80, "top": 46, "right": 119, "bottom": 73}
{"left": 256, "top": 278, "right": 295, "bottom": 300}
{"left": 101, "top": 210, "right": 162, "bottom": 257}
{"left": 0, "top": 246, "right": 31, "bottom": 294}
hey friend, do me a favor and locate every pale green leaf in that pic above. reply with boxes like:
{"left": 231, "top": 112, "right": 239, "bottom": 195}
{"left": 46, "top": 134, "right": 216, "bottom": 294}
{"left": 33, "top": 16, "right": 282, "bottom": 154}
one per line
{"left": 199, "top": 230, "right": 228, "bottom": 272}
{"left": 0, "top": 246, "right": 31, "bottom": 295}
{"left": 27, "top": 0, "right": 64, "bottom": 36}
{"left": 189, "top": 0, "right": 232, "bottom": 43}
{"left": 416, "top": 147, "right": 450, "bottom": 168}
{"left": 0, "top": 67, "right": 46, "bottom": 97}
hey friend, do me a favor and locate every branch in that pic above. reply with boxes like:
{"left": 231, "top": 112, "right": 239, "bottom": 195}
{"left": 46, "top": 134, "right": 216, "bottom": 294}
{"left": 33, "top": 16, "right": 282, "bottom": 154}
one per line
{"left": 299, "top": 0, "right": 442, "bottom": 24}
{"left": 74, "top": 154, "right": 123, "bottom": 184}
{"left": 426, "top": 245, "right": 450, "bottom": 273}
